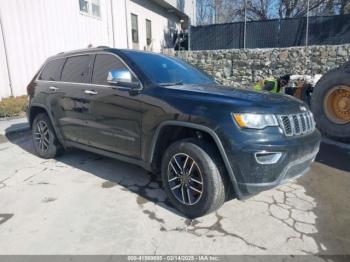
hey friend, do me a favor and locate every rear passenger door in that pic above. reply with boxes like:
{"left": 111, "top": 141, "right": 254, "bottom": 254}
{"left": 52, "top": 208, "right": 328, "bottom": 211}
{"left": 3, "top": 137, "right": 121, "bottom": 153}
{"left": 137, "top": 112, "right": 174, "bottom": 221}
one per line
{"left": 83, "top": 53, "right": 143, "bottom": 158}
{"left": 53, "top": 55, "right": 94, "bottom": 144}
{"left": 37, "top": 57, "right": 66, "bottom": 135}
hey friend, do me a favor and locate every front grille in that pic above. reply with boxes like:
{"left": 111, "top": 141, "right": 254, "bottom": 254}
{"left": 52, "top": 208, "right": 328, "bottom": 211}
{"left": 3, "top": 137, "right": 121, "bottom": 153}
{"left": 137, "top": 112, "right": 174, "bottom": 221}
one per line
{"left": 278, "top": 112, "right": 315, "bottom": 136}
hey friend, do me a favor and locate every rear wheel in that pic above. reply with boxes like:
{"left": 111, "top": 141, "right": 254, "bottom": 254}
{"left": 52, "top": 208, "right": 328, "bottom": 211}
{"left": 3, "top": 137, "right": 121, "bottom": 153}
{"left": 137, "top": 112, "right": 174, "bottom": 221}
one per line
{"left": 161, "top": 138, "right": 227, "bottom": 218}
{"left": 311, "top": 68, "right": 350, "bottom": 140}
{"left": 32, "top": 113, "right": 63, "bottom": 158}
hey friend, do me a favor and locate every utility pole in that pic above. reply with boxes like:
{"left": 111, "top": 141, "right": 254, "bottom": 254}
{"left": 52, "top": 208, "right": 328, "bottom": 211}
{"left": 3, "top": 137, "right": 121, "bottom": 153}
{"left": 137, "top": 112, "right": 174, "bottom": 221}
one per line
{"left": 110, "top": 0, "right": 116, "bottom": 47}
{"left": 0, "top": 14, "right": 13, "bottom": 97}
{"left": 305, "top": 0, "right": 310, "bottom": 47}
{"left": 188, "top": 18, "right": 191, "bottom": 51}
{"left": 243, "top": 0, "right": 247, "bottom": 49}
{"left": 214, "top": 1, "right": 217, "bottom": 23}
{"left": 124, "top": 0, "right": 130, "bottom": 48}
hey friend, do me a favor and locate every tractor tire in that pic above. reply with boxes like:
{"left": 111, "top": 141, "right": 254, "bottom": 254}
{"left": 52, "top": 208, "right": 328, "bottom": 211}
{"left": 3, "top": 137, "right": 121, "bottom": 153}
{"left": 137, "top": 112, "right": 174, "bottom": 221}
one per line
{"left": 311, "top": 67, "right": 350, "bottom": 141}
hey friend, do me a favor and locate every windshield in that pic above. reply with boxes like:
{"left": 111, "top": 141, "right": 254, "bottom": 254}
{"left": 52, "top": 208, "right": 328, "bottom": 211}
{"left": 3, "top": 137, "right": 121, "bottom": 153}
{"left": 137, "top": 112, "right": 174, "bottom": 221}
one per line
{"left": 123, "top": 51, "right": 215, "bottom": 85}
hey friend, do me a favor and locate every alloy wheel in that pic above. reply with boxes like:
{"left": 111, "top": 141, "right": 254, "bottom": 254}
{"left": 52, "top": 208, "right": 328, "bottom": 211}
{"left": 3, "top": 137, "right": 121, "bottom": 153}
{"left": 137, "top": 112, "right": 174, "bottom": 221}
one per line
{"left": 34, "top": 120, "right": 50, "bottom": 153}
{"left": 167, "top": 153, "right": 203, "bottom": 205}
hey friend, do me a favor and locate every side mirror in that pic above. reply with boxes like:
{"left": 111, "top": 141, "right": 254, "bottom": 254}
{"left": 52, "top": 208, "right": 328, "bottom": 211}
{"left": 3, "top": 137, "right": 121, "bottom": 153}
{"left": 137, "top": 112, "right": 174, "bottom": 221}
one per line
{"left": 107, "top": 69, "right": 140, "bottom": 89}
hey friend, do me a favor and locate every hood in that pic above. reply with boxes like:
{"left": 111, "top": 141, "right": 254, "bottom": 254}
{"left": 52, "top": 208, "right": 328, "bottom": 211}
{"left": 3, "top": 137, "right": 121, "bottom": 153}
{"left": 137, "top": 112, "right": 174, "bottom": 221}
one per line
{"left": 163, "top": 83, "right": 306, "bottom": 114}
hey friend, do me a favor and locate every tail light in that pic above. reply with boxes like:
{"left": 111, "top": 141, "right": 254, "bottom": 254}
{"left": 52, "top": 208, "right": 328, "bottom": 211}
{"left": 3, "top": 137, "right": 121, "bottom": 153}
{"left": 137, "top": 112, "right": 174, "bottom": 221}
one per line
{"left": 27, "top": 81, "right": 35, "bottom": 95}
{"left": 27, "top": 70, "right": 41, "bottom": 96}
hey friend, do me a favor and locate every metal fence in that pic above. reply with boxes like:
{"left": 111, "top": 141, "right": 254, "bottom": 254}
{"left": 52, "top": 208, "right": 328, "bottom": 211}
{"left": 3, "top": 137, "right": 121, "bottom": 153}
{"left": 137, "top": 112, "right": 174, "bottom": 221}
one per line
{"left": 189, "top": 14, "right": 350, "bottom": 50}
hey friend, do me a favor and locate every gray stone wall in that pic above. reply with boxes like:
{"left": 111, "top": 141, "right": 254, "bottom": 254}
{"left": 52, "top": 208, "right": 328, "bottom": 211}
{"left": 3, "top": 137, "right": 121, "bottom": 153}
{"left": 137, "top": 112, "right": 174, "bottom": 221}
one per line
{"left": 175, "top": 44, "right": 350, "bottom": 89}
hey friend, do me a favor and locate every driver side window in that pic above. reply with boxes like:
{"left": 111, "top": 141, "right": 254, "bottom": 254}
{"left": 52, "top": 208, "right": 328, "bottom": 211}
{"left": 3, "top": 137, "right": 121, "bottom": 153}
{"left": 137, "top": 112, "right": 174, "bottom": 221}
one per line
{"left": 92, "top": 54, "right": 135, "bottom": 85}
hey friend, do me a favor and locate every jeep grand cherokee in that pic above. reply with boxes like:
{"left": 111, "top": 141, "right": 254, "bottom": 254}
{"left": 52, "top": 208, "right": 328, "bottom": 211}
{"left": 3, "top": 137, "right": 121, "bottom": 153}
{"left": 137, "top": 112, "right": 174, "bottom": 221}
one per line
{"left": 27, "top": 47, "right": 321, "bottom": 217}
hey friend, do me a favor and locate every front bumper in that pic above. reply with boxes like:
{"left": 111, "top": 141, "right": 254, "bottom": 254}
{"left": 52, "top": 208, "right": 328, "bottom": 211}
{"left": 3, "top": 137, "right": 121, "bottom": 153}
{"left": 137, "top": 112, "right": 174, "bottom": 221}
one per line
{"left": 218, "top": 127, "right": 321, "bottom": 199}
{"left": 237, "top": 147, "right": 318, "bottom": 196}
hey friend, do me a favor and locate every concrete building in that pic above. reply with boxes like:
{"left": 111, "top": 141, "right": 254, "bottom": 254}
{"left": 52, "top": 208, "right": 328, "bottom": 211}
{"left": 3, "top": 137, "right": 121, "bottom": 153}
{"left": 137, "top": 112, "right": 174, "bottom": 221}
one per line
{"left": 0, "top": 0, "right": 196, "bottom": 99}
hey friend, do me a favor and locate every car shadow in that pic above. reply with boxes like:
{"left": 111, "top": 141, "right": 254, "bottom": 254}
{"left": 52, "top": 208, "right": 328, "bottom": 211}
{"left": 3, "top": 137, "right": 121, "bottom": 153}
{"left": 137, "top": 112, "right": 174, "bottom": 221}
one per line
{"left": 4, "top": 127, "right": 187, "bottom": 218}
{"left": 5, "top": 125, "right": 349, "bottom": 220}
{"left": 315, "top": 141, "right": 350, "bottom": 173}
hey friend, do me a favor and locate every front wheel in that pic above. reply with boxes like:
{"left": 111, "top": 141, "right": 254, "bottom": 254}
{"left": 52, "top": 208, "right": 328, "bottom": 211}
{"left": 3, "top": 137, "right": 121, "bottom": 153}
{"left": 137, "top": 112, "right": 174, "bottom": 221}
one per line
{"left": 161, "top": 138, "right": 227, "bottom": 218}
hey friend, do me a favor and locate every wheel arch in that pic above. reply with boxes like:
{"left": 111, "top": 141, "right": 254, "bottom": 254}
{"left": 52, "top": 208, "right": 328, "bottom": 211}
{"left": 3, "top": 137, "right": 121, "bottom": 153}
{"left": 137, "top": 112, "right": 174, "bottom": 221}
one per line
{"left": 28, "top": 105, "right": 46, "bottom": 127}
{"left": 28, "top": 104, "right": 66, "bottom": 147}
{"left": 148, "top": 121, "right": 241, "bottom": 198}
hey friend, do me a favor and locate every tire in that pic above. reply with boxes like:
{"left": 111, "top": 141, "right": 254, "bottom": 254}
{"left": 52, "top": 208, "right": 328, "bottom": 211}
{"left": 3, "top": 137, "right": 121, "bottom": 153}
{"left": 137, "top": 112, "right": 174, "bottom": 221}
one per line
{"left": 32, "top": 113, "right": 64, "bottom": 158}
{"left": 161, "top": 138, "right": 227, "bottom": 218}
{"left": 311, "top": 67, "right": 350, "bottom": 141}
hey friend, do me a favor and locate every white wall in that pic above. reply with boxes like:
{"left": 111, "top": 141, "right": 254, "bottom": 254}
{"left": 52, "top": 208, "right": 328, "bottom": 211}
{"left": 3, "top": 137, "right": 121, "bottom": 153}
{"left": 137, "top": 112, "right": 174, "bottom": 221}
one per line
{"left": 164, "top": 0, "right": 196, "bottom": 25}
{"left": 0, "top": 16, "right": 11, "bottom": 98}
{"left": 127, "top": 0, "right": 180, "bottom": 52}
{"left": 0, "top": 0, "right": 187, "bottom": 98}
{"left": 184, "top": 0, "right": 196, "bottom": 25}
{"left": 109, "top": 0, "right": 128, "bottom": 48}
{"left": 0, "top": 0, "right": 112, "bottom": 98}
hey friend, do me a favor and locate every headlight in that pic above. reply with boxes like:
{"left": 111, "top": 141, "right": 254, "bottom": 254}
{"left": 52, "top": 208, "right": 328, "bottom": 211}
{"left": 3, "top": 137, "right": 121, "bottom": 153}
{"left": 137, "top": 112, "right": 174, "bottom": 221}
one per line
{"left": 232, "top": 113, "right": 278, "bottom": 129}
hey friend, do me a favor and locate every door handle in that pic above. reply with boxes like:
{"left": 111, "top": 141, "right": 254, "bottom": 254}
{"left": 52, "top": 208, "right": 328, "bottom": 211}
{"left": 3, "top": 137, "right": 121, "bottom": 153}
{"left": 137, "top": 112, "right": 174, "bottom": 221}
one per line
{"left": 49, "top": 86, "right": 59, "bottom": 91}
{"left": 84, "top": 90, "right": 98, "bottom": 95}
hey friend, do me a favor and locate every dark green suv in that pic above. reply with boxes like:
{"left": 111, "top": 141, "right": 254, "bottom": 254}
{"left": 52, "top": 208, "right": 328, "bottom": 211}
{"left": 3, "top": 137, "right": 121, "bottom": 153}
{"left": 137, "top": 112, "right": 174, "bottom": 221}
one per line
{"left": 27, "top": 47, "right": 321, "bottom": 217}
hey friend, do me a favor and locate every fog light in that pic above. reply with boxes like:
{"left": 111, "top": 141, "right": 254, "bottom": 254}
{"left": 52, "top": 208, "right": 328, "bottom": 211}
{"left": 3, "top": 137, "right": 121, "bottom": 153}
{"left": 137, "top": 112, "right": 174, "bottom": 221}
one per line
{"left": 255, "top": 152, "right": 282, "bottom": 165}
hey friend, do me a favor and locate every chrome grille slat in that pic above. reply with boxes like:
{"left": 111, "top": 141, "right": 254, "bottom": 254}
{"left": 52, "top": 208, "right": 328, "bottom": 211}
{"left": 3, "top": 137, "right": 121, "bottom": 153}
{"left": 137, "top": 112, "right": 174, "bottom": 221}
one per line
{"left": 293, "top": 115, "right": 301, "bottom": 135}
{"left": 300, "top": 114, "right": 306, "bottom": 133}
{"left": 278, "top": 111, "right": 315, "bottom": 136}
{"left": 297, "top": 114, "right": 303, "bottom": 133}
{"left": 306, "top": 113, "right": 311, "bottom": 130}
{"left": 282, "top": 116, "right": 292, "bottom": 135}
{"left": 289, "top": 115, "right": 295, "bottom": 136}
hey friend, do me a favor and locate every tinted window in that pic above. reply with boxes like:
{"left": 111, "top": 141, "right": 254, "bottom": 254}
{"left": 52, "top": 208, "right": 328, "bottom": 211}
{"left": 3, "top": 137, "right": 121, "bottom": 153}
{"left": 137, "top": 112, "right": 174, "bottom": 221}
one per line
{"left": 123, "top": 51, "right": 215, "bottom": 85}
{"left": 61, "top": 55, "right": 91, "bottom": 83}
{"left": 92, "top": 54, "right": 131, "bottom": 85}
{"left": 39, "top": 58, "right": 65, "bottom": 81}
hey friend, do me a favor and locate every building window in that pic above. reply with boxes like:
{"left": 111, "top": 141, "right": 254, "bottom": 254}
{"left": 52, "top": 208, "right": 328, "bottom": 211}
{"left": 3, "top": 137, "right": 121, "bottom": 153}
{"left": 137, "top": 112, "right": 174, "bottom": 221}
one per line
{"left": 79, "top": 0, "right": 89, "bottom": 13}
{"left": 79, "top": 0, "right": 100, "bottom": 18}
{"left": 131, "top": 14, "right": 139, "bottom": 44}
{"left": 146, "top": 19, "right": 152, "bottom": 46}
{"left": 91, "top": 0, "right": 101, "bottom": 17}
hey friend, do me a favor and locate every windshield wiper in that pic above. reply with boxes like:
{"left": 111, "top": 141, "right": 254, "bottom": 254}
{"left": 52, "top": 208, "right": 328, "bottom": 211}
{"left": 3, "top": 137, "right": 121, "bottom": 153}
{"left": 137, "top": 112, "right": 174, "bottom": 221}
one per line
{"left": 159, "top": 81, "right": 183, "bottom": 86}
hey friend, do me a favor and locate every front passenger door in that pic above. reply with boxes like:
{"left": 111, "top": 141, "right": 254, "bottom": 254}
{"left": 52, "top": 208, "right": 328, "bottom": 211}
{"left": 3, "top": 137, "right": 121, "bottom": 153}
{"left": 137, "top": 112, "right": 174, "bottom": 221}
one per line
{"left": 83, "top": 54, "right": 143, "bottom": 158}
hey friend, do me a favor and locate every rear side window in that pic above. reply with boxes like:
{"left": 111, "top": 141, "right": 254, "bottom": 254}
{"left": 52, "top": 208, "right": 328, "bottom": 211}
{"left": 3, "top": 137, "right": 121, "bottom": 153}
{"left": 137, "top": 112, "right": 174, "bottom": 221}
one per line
{"left": 39, "top": 58, "right": 65, "bottom": 81}
{"left": 92, "top": 54, "right": 130, "bottom": 85}
{"left": 61, "top": 55, "right": 91, "bottom": 83}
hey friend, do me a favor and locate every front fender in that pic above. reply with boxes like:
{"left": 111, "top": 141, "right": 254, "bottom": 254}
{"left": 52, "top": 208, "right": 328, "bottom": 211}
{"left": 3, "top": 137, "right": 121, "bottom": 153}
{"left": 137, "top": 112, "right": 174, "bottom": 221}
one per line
{"left": 148, "top": 120, "right": 242, "bottom": 199}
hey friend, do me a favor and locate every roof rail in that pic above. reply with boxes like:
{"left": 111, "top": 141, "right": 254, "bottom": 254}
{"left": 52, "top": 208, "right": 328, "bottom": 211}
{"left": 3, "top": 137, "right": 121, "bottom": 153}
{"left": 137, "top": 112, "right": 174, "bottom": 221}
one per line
{"left": 97, "top": 45, "right": 110, "bottom": 48}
